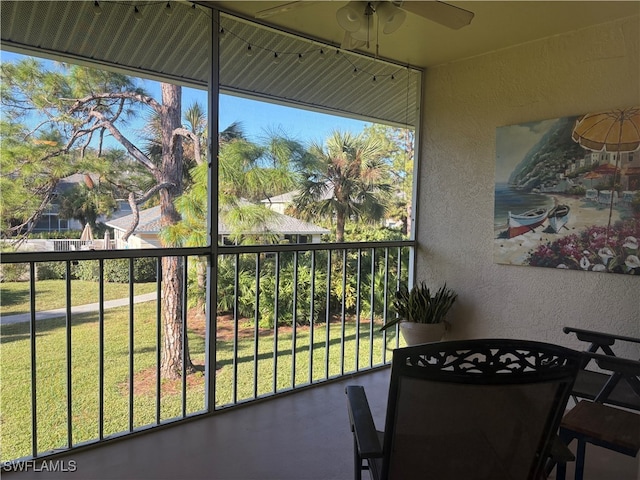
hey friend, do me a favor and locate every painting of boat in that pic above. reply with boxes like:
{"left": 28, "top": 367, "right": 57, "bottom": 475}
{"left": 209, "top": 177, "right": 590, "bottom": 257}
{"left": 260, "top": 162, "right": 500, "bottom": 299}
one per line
{"left": 507, "top": 207, "right": 548, "bottom": 238}
{"left": 547, "top": 204, "right": 570, "bottom": 233}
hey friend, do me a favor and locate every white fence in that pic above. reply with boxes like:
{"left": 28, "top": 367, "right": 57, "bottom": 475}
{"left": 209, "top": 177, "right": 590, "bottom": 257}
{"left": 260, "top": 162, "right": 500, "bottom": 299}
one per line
{"left": 2, "top": 239, "right": 115, "bottom": 252}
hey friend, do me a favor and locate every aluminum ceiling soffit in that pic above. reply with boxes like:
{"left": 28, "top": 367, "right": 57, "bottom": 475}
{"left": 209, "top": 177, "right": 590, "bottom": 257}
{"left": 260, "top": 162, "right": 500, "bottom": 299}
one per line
{"left": 1, "top": 1, "right": 419, "bottom": 127}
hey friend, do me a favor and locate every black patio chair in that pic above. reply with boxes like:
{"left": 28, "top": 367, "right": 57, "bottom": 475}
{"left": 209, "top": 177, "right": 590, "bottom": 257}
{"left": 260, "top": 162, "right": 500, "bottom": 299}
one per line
{"left": 346, "top": 339, "right": 581, "bottom": 480}
{"left": 556, "top": 352, "right": 640, "bottom": 480}
{"left": 563, "top": 326, "right": 640, "bottom": 411}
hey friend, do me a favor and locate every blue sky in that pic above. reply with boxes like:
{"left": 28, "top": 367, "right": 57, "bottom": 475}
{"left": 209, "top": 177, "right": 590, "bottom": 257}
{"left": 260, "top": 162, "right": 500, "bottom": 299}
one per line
{"left": 219, "top": 95, "right": 370, "bottom": 146}
{"left": 147, "top": 80, "right": 370, "bottom": 146}
{"left": 2, "top": 50, "right": 369, "bottom": 147}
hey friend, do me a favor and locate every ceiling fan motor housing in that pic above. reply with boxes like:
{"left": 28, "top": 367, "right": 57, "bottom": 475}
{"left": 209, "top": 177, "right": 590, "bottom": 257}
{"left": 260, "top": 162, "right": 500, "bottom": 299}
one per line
{"left": 337, "top": 1, "right": 406, "bottom": 42}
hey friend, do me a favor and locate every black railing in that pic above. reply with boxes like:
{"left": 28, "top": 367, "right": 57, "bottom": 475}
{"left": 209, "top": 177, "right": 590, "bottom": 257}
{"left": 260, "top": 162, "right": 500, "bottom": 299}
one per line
{"left": 0, "top": 241, "right": 412, "bottom": 462}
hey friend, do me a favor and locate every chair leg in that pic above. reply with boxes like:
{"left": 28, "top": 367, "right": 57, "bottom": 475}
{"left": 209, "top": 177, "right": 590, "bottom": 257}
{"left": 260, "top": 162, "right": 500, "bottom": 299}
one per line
{"left": 354, "top": 435, "right": 362, "bottom": 480}
{"left": 574, "top": 439, "right": 586, "bottom": 480}
{"left": 556, "top": 429, "right": 575, "bottom": 480}
{"left": 555, "top": 461, "right": 567, "bottom": 480}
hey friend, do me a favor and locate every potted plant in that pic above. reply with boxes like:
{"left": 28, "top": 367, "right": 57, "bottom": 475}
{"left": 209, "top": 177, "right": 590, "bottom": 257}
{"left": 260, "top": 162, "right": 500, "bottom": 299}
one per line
{"left": 380, "top": 282, "right": 457, "bottom": 345}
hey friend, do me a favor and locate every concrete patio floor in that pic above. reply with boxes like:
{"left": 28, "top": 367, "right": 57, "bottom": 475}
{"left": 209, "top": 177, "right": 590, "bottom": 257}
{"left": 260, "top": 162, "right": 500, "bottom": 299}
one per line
{"left": 4, "top": 368, "right": 638, "bottom": 480}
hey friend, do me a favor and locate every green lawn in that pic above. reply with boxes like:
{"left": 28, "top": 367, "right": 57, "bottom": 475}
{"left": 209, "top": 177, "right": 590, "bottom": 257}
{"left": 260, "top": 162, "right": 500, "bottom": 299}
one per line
{"left": 0, "top": 280, "right": 158, "bottom": 316}
{"left": 0, "top": 298, "right": 399, "bottom": 462}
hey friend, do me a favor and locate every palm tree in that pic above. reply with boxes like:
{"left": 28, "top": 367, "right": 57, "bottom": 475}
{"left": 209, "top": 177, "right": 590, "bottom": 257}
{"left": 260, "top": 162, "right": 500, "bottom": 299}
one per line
{"left": 162, "top": 128, "right": 306, "bottom": 313}
{"left": 164, "top": 130, "right": 304, "bottom": 247}
{"left": 57, "top": 181, "right": 117, "bottom": 229}
{"left": 219, "top": 121, "right": 245, "bottom": 144}
{"left": 293, "top": 130, "right": 391, "bottom": 242}
{"left": 217, "top": 131, "right": 308, "bottom": 240}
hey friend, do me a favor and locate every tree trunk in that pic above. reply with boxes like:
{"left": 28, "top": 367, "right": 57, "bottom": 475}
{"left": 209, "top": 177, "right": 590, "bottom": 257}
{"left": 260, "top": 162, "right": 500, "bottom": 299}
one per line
{"left": 336, "top": 210, "right": 346, "bottom": 243}
{"left": 195, "top": 257, "right": 207, "bottom": 317}
{"left": 160, "top": 255, "right": 194, "bottom": 378}
{"left": 158, "top": 83, "right": 195, "bottom": 379}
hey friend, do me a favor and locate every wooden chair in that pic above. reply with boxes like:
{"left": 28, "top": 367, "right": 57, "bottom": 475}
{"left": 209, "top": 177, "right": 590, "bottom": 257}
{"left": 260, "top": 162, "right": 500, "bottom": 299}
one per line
{"left": 556, "top": 352, "right": 640, "bottom": 480}
{"left": 346, "top": 339, "right": 581, "bottom": 480}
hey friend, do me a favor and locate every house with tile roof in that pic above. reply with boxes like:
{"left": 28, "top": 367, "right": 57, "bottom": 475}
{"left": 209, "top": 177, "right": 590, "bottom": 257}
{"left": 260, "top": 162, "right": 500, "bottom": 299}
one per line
{"left": 29, "top": 173, "right": 100, "bottom": 233}
{"left": 260, "top": 186, "right": 335, "bottom": 215}
{"left": 106, "top": 205, "right": 330, "bottom": 249}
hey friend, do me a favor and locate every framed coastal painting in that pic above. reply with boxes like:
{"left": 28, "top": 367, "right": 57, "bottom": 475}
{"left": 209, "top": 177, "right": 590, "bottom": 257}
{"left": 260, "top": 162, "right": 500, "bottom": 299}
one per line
{"left": 494, "top": 107, "right": 640, "bottom": 275}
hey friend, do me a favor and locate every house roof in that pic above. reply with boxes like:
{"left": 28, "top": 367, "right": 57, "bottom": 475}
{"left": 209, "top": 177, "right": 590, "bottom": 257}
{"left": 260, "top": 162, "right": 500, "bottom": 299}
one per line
{"left": 594, "top": 164, "right": 621, "bottom": 174}
{"left": 261, "top": 186, "right": 334, "bottom": 206}
{"left": 261, "top": 191, "right": 298, "bottom": 205}
{"left": 106, "top": 205, "right": 330, "bottom": 236}
{"left": 106, "top": 206, "right": 164, "bottom": 233}
{"left": 55, "top": 173, "right": 101, "bottom": 194}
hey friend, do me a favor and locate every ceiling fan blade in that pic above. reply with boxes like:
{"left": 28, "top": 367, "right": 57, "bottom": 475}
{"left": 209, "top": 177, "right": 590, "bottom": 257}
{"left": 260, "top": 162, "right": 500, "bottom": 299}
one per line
{"left": 255, "top": 1, "right": 316, "bottom": 19}
{"left": 397, "top": 1, "right": 474, "bottom": 30}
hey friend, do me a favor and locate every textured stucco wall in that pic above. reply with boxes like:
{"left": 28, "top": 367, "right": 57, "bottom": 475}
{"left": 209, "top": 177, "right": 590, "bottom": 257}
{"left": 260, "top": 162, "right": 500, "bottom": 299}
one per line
{"left": 416, "top": 16, "right": 640, "bottom": 355}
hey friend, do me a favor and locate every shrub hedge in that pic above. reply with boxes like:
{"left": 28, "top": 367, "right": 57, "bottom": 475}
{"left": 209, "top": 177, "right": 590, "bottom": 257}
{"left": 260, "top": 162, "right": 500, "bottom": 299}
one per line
{"left": 36, "top": 258, "right": 157, "bottom": 283}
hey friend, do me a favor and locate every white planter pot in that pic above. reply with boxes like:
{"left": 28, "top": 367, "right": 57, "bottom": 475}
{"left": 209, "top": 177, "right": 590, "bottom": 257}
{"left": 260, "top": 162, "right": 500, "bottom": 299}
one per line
{"left": 400, "top": 321, "right": 447, "bottom": 346}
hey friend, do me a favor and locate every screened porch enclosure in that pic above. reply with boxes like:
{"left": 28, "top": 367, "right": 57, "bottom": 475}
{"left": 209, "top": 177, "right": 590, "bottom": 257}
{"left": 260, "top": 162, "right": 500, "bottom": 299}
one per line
{"left": 0, "top": 1, "right": 420, "bottom": 463}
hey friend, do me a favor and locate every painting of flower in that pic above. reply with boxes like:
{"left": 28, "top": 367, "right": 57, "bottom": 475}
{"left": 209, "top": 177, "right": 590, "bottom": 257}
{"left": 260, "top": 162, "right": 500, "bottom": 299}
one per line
{"left": 527, "top": 220, "right": 640, "bottom": 274}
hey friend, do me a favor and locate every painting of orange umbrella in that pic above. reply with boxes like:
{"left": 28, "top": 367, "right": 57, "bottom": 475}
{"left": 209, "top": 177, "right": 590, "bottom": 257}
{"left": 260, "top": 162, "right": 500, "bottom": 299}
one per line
{"left": 572, "top": 107, "right": 640, "bottom": 152}
{"left": 572, "top": 107, "right": 640, "bottom": 243}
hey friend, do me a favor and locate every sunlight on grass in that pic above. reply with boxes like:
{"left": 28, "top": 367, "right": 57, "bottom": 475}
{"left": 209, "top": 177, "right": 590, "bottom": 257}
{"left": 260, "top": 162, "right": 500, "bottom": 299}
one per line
{"left": 1, "top": 302, "right": 205, "bottom": 461}
{"left": 0, "top": 301, "right": 397, "bottom": 461}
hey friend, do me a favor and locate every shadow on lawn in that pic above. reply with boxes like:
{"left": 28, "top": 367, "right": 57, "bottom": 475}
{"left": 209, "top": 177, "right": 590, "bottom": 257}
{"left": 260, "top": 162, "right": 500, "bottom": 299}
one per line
{"left": 0, "top": 308, "right": 158, "bottom": 345}
{"left": 0, "top": 285, "right": 31, "bottom": 316}
{"left": 213, "top": 322, "right": 395, "bottom": 370}
{"left": 1, "top": 309, "right": 395, "bottom": 370}
{"left": 0, "top": 314, "right": 97, "bottom": 345}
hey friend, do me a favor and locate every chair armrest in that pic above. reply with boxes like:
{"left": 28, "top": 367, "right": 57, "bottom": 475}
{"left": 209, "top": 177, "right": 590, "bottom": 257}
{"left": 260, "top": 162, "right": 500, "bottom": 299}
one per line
{"left": 577, "top": 352, "right": 640, "bottom": 409}
{"left": 563, "top": 327, "right": 640, "bottom": 347}
{"left": 583, "top": 352, "right": 640, "bottom": 377}
{"left": 572, "top": 370, "right": 640, "bottom": 411}
{"left": 346, "top": 386, "right": 383, "bottom": 459}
